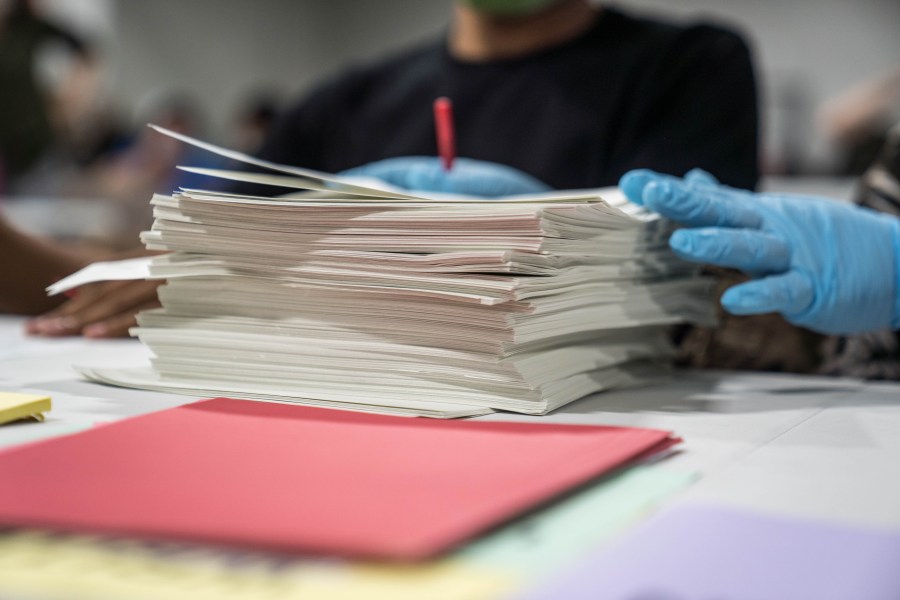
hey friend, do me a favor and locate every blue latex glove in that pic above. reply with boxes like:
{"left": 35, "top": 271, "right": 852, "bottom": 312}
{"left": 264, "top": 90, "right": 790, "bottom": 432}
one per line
{"left": 341, "top": 156, "right": 551, "bottom": 197}
{"left": 620, "top": 168, "right": 900, "bottom": 335}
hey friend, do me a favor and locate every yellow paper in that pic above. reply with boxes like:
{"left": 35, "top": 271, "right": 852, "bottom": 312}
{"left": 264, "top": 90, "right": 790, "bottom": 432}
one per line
{"left": 0, "top": 392, "right": 51, "bottom": 426}
{"left": 0, "top": 531, "right": 516, "bottom": 600}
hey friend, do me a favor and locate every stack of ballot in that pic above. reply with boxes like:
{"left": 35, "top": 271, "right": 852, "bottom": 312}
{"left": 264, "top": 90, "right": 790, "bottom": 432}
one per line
{"left": 67, "top": 126, "right": 714, "bottom": 418}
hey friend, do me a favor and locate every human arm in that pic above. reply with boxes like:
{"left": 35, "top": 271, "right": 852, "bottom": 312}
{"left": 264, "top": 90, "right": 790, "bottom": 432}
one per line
{"left": 0, "top": 217, "right": 87, "bottom": 315}
{"left": 818, "top": 65, "right": 900, "bottom": 148}
{"left": 620, "top": 169, "right": 900, "bottom": 335}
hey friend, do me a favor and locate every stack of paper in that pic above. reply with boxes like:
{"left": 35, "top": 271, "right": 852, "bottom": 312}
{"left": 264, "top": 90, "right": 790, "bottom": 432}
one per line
{"left": 70, "top": 126, "right": 713, "bottom": 418}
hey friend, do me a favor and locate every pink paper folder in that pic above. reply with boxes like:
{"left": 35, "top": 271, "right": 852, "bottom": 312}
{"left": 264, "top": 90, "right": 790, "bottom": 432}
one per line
{"left": 0, "top": 398, "right": 678, "bottom": 560}
{"left": 514, "top": 504, "right": 900, "bottom": 600}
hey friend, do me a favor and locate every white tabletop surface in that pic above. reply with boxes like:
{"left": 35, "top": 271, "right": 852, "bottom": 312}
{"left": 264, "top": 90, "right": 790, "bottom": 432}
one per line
{"left": 2, "top": 314, "right": 899, "bottom": 533}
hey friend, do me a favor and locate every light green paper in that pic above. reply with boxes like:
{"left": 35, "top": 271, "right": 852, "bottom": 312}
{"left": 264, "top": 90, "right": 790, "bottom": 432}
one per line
{"left": 456, "top": 466, "right": 697, "bottom": 575}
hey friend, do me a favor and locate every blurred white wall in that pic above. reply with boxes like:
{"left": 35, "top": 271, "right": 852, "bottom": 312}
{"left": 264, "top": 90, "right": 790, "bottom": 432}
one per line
{"left": 104, "top": 0, "right": 448, "bottom": 142}
{"left": 92, "top": 0, "right": 900, "bottom": 173}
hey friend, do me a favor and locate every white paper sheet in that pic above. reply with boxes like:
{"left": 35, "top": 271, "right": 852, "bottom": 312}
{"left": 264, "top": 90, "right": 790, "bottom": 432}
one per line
{"left": 45, "top": 257, "right": 155, "bottom": 296}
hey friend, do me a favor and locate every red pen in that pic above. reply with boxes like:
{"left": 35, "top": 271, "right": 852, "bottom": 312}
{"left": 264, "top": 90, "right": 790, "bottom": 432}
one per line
{"left": 433, "top": 97, "right": 456, "bottom": 171}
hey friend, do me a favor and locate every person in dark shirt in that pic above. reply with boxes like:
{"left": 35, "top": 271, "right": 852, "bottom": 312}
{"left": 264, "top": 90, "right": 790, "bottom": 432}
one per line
{"left": 255, "top": 0, "right": 759, "bottom": 192}
{"left": 18, "top": 0, "right": 761, "bottom": 340}
{"left": 0, "top": 0, "right": 94, "bottom": 188}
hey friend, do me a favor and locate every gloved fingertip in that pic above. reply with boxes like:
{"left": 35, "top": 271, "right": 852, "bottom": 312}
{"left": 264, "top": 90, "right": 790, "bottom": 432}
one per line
{"left": 643, "top": 180, "right": 674, "bottom": 210}
{"left": 668, "top": 229, "right": 695, "bottom": 255}
{"left": 619, "top": 169, "right": 656, "bottom": 205}
{"left": 684, "top": 168, "right": 718, "bottom": 186}
{"left": 720, "top": 286, "right": 767, "bottom": 315}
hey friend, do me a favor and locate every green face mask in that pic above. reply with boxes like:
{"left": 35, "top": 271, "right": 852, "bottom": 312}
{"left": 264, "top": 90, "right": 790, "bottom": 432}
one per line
{"left": 460, "top": 0, "right": 562, "bottom": 16}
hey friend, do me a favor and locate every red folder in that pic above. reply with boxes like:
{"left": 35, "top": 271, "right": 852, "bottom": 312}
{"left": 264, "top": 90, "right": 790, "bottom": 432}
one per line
{"left": 0, "top": 398, "right": 678, "bottom": 560}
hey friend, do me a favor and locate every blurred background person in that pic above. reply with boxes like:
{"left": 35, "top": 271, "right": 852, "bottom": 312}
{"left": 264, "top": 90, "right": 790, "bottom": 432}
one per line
{"left": 0, "top": 0, "right": 99, "bottom": 194}
{"left": 229, "top": 89, "right": 282, "bottom": 156}
{"left": 70, "top": 90, "right": 223, "bottom": 245}
{"left": 817, "top": 65, "right": 900, "bottom": 176}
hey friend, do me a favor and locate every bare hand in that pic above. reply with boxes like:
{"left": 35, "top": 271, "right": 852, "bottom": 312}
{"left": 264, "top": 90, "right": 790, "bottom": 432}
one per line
{"left": 25, "top": 279, "right": 163, "bottom": 338}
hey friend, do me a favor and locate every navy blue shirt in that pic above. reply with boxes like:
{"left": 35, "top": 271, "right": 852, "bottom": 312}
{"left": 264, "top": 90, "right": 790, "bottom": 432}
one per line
{"left": 255, "top": 7, "right": 759, "bottom": 191}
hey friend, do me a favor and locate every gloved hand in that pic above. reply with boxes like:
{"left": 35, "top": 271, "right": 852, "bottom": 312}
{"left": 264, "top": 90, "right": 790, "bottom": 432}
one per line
{"left": 341, "top": 156, "right": 551, "bottom": 197}
{"left": 620, "top": 168, "right": 900, "bottom": 335}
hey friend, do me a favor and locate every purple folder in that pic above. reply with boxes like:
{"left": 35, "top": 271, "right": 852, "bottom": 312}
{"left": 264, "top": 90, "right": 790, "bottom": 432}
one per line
{"left": 515, "top": 504, "right": 900, "bottom": 600}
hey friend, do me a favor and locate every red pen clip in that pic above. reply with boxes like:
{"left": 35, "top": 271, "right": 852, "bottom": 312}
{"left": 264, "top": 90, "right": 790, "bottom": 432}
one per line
{"left": 433, "top": 97, "right": 456, "bottom": 172}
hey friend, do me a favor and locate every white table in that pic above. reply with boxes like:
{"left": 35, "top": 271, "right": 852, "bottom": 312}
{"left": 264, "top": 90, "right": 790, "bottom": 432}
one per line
{"left": 484, "top": 372, "right": 900, "bottom": 531}
{"left": 2, "top": 314, "right": 899, "bottom": 596}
